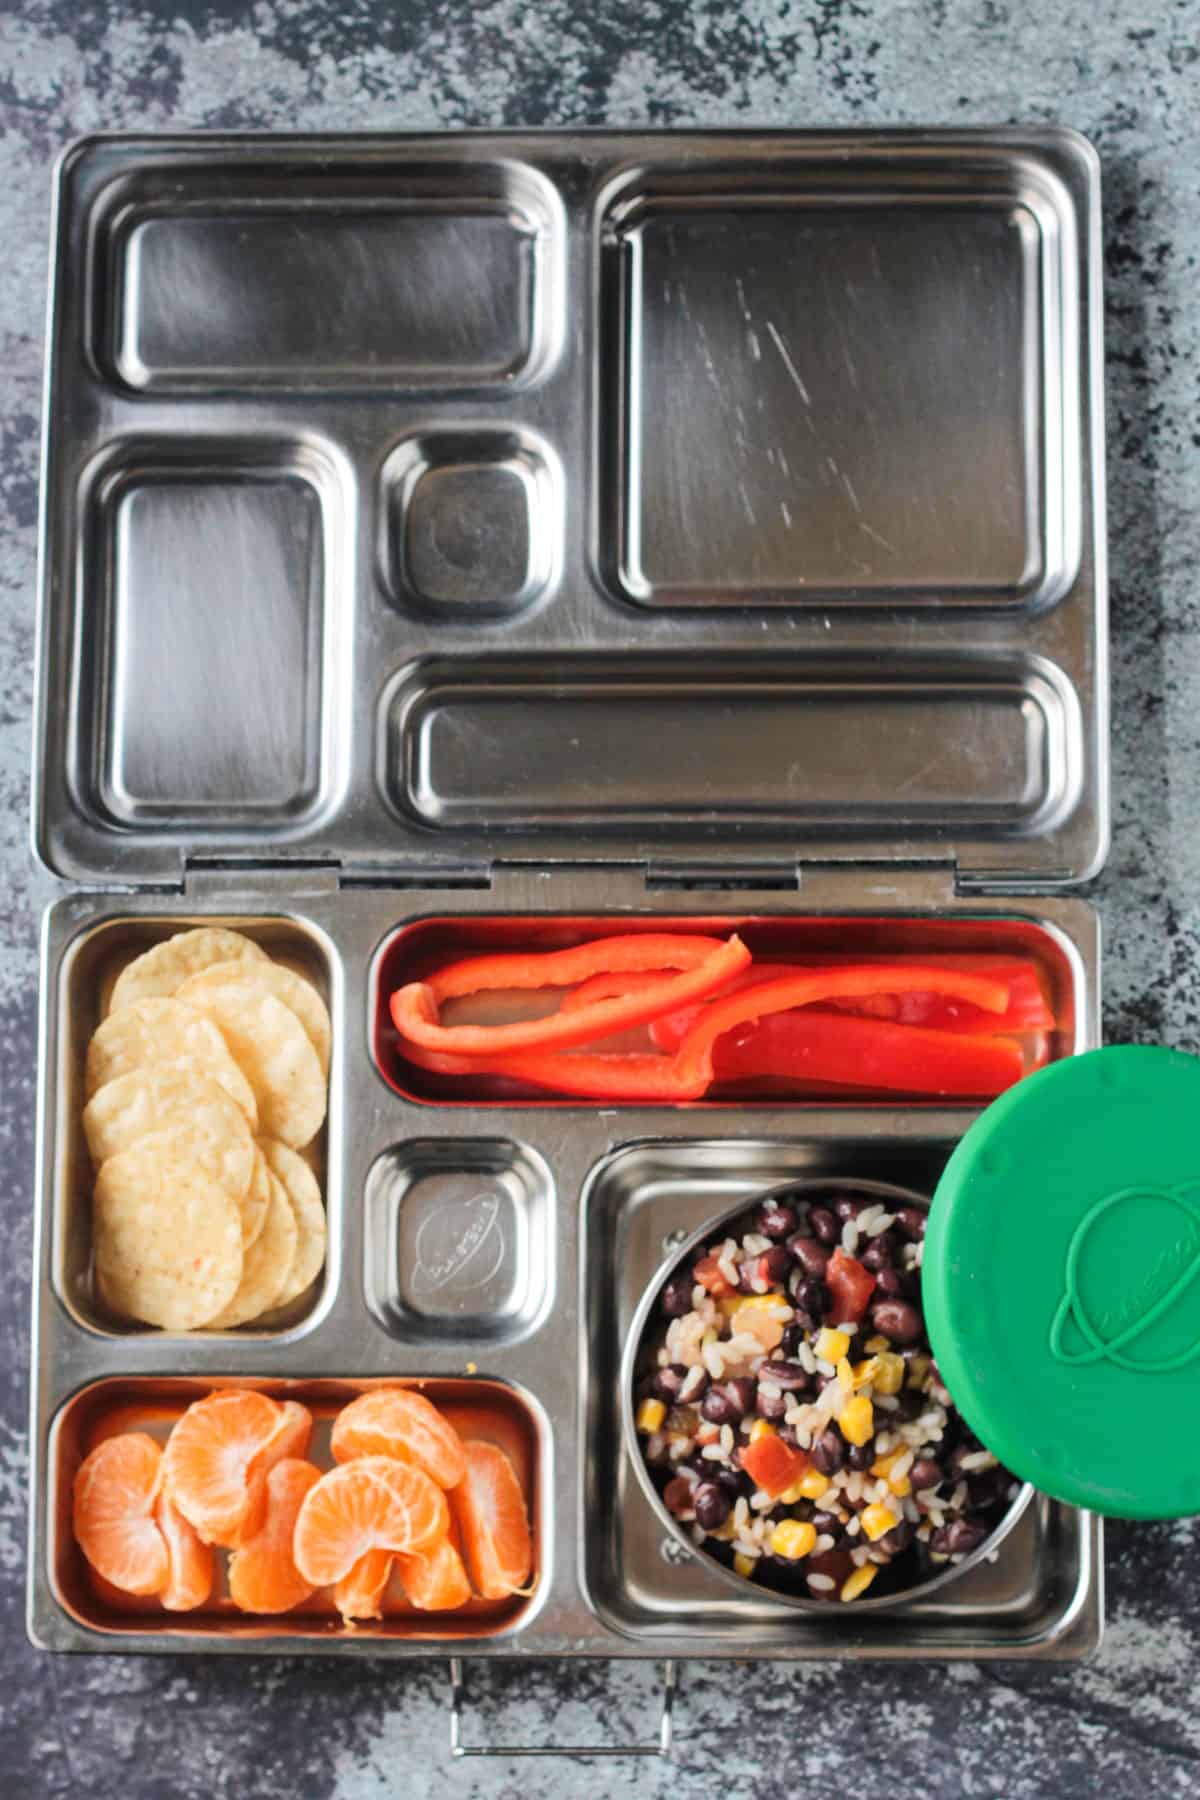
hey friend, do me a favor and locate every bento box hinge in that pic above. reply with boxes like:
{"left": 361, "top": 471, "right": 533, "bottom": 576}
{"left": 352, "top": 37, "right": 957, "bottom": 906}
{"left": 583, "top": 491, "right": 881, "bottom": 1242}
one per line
{"left": 645, "top": 859, "right": 800, "bottom": 892}
{"left": 183, "top": 860, "right": 341, "bottom": 899}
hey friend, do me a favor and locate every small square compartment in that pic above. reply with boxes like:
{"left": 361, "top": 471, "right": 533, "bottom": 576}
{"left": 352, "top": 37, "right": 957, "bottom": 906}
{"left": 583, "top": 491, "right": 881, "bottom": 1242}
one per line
{"left": 365, "top": 1139, "right": 553, "bottom": 1344}
{"left": 52, "top": 913, "right": 335, "bottom": 1339}
{"left": 380, "top": 430, "right": 559, "bottom": 618}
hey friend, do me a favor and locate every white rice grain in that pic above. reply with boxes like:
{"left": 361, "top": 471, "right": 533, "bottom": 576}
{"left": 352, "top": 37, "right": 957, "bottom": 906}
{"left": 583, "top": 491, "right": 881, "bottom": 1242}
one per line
{"left": 807, "top": 1572, "right": 836, "bottom": 1593}
{"left": 959, "top": 1451, "right": 997, "bottom": 1473}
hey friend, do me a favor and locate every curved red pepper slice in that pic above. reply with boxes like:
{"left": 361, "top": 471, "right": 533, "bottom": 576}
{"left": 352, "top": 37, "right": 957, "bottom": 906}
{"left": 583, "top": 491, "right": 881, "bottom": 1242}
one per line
{"left": 710, "top": 1010, "right": 1025, "bottom": 1097}
{"left": 558, "top": 970, "right": 676, "bottom": 1014}
{"left": 390, "top": 935, "right": 751, "bottom": 1060}
{"left": 424, "top": 934, "right": 730, "bottom": 1003}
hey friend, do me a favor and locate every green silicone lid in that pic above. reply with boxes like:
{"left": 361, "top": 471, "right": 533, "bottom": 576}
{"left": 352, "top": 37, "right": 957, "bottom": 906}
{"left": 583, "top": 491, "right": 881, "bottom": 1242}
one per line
{"left": 925, "top": 1045, "right": 1200, "bottom": 1519}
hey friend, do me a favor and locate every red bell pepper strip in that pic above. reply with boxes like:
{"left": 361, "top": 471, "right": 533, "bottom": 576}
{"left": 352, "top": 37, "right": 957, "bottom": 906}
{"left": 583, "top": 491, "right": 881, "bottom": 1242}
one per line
{"left": 559, "top": 970, "right": 675, "bottom": 1013}
{"left": 669, "top": 965, "right": 1009, "bottom": 1093}
{"left": 709, "top": 1010, "right": 1025, "bottom": 1097}
{"left": 390, "top": 935, "right": 751, "bottom": 1060}
{"left": 650, "top": 957, "right": 1051, "bottom": 1052}
{"left": 422, "top": 933, "right": 730, "bottom": 1002}
{"left": 825, "top": 1248, "right": 878, "bottom": 1323}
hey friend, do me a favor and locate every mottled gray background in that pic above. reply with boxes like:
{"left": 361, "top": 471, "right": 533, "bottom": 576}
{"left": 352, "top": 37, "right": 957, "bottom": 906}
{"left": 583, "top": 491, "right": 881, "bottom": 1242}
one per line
{"left": 3, "top": 1, "right": 1199, "bottom": 1794}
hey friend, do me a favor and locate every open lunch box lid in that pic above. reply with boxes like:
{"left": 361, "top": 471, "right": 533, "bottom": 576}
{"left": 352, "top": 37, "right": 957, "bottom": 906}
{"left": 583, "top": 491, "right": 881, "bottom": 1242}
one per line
{"left": 32, "top": 128, "right": 1107, "bottom": 892}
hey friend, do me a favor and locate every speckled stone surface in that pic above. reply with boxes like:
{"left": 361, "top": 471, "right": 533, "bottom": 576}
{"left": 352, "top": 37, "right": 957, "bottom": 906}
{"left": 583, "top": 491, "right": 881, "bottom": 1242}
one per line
{"left": 3, "top": 2, "right": 1200, "bottom": 1794}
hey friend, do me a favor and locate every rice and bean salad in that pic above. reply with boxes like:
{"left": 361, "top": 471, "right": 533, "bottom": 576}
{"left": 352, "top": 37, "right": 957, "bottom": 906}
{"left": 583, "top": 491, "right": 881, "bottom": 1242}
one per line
{"left": 634, "top": 1186, "right": 1020, "bottom": 1604}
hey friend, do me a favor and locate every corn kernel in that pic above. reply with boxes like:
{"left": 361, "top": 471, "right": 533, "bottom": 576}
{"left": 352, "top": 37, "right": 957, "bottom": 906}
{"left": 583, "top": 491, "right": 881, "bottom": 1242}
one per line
{"left": 906, "top": 1352, "right": 931, "bottom": 1389}
{"left": 797, "top": 1468, "right": 831, "bottom": 1501}
{"left": 815, "top": 1327, "right": 850, "bottom": 1363}
{"left": 709, "top": 1515, "right": 737, "bottom": 1542}
{"left": 841, "top": 1563, "right": 879, "bottom": 1602}
{"left": 769, "top": 1519, "right": 818, "bottom": 1560}
{"left": 860, "top": 1503, "right": 896, "bottom": 1542}
{"left": 718, "top": 1295, "right": 744, "bottom": 1317}
{"left": 873, "top": 1352, "right": 906, "bottom": 1396}
{"left": 837, "top": 1393, "right": 874, "bottom": 1447}
{"left": 749, "top": 1418, "right": 776, "bottom": 1443}
{"left": 701, "top": 1327, "right": 719, "bottom": 1348}
{"left": 636, "top": 1398, "right": 666, "bottom": 1433}
{"left": 779, "top": 1475, "right": 808, "bottom": 1504}
{"left": 733, "top": 1552, "right": 757, "bottom": 1580}
{"left": 864, "top": 1334, "right": 890, "bottom": 1354}
{"left": 836, "top": 1357, "right": 856, "bottom": 1391}
{"left": 871, "top": 1447, "right": 905, "bottom": 1478}
{"left": 738, "top": 1294, "right": 788, "bottom": 1313}
{"left": 888, "top": 1476, "right": 912, "bottom": 1497}
{"left": 852, "top": 1356, "right": 881, "bottom": 1390}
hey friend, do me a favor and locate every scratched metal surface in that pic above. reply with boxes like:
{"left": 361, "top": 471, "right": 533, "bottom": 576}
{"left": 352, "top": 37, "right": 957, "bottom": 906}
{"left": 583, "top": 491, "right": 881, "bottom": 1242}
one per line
{"left": 3, "top": 1, "right": 1200, "bottom": 1795}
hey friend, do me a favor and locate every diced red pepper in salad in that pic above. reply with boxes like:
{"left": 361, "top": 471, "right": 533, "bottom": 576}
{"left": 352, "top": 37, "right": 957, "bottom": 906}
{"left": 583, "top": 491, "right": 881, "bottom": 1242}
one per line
{"left": 739, "top": 1433, "right": 811, "bottom": 1498}
{"left": 825, "top": 1249, "right": 877, "bottom": 1324}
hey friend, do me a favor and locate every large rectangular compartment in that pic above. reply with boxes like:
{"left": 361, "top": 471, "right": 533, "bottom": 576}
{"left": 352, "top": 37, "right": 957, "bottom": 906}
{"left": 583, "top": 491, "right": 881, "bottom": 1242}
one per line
{"left": 31, "top": 130, "right": 1107, "bottom": 1667}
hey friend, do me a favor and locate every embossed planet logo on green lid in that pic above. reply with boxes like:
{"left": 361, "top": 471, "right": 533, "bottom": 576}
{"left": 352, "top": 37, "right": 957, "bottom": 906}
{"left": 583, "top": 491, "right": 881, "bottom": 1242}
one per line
{"left": 924, "top": 1046, "right": 1200, "bottom": 1520}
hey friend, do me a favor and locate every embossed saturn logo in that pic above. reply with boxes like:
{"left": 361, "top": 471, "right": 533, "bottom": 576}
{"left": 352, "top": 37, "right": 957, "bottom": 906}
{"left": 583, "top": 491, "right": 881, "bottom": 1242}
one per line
{"left": 411, "top": 1190, "right": 505, "bottom": 1299}
{"left": 1049, "top": 1184, "right": 1200, "bottom": 1373}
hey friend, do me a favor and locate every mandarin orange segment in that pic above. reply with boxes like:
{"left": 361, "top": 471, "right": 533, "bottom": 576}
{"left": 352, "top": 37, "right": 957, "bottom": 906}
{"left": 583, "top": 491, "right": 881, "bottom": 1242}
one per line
{"left": 73, "top": 1433, "right": 168, "bottom": 1598}
{"left": 162, "top": 1389, "right": 290, "bottom": 1546}
{"left": 396, "top": 1534, "right": 472, "bottom": 1612}
{"left": 292, "top": 1456, "right": 449, "bottom": 1588}
{"left": 450, "top": 1440, "right": 533, "bottom": 1601}
{"left": 333, "top": 1548, "right": 393, "bottom": 1624}
{"left": 154, "top": 1489, "right": 214, "bottom": 1611}
{"left": 329, "top": 1388, "right": 467, "bottom": 1490}
{"left": 228, "top": 1458, "right": 321, "bottom": 1615}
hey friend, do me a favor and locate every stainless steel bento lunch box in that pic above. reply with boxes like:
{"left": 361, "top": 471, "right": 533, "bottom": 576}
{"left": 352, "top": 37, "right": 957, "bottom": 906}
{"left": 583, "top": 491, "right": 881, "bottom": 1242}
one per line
{"left": 28, "top": 129, "right": 1107, "bottom": 1699}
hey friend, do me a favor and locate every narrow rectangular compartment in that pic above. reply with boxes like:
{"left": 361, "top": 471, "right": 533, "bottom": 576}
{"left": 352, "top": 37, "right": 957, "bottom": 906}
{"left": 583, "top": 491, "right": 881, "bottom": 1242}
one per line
{"left": 93, "top": 161, "right": 563, "bottom": 392}
{"left": 48, "top": 1377, "right": 543, "bottom": 1641}
{"left": 52, "top": 914, "right": 335, "bottom": 1338}
{"left": 580, "top": 1139, "right": 1096, "bottom": 1655}
{"left": 73, "top": 439, "right": 341, "bottom": 836}
{"left": 364, "top": 1139, "right": 554, "bottom": 1344}
{"left": 598, "top": 150, "right": 1082, "bottom": 608}
{"left": 371, "top": 912, "right": 1081, "bottom": 1106}
{"left": 384, "top": 654, "right": 1083, "bottom": 840}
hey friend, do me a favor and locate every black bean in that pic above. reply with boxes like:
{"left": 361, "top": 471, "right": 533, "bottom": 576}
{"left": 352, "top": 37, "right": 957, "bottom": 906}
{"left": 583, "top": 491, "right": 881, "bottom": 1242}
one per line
{"left": 756, "top": 1388, "right": 790, "bottom": 1421}
{"left": 676, "top": 1366, "right": 710, "bottom": 1404}
{"left": 873, "top": 1267, "right": 905, "bottom": 1298}
{"left": 662, "top": 1475, "right": 694, "bottom": 1517}
{"left": 781, "top": 1323, "right": 807, "bottom": 1357}
{"left": 700, "top": 1382, "right": 748, "bottom": 1426}
{"left": 811, "top": 1510, "right": 842, "bottom": 1538}
{"left": 846, "top": 1441, "right": 874, "bottom": 1471}
{"left": 835, "top": 1196, "right": 869, "bottom": 1221}
{"left": 651, "top": 1363, "right": 690, "bottom": 1403}
{"left": 660, "top": 1275, "right": 695, "bottom": 1317}
{"left": 891, "top": 1387, "right": 925, "bottom": 1421}
{"left": 809, "top": 1205, "right": 839, "bottom": 1245}
{"left": 896, "top": 1206, "right": 927, "bottom": 1241}
{"left": 967, "top": 1470, "right": 1009, "bottom": 1510}
{"left": 870, "top": 1299, "right": 924, "bottom": 1345}
{"left": 787, "top": 1235, "right": 830, "bottom": 1278}
{"left": 878, "top": 1521, "right": 915, "bottom": 1556}
{"left": 757, "top": 1198, "right": 798, "bottom": 1241}
{"left": 930, "top": 1518, "right": 988, "bottom": 1558}
{"left": 693, "top": 1482, "right": 732, "bottom": 1532}
{"left": 761, "top": 1246, "right": 792, "bottom": 1286}
{"left": 810, "top": 1428, "right": 846, "bottom": 1475}
{"left": 859, "top": 1234, "right": 895, "bottom": 1273}
{"left": 792, "top": 1275, "right": 832, "bottom": 1320}
{"left": 757, "top": 1358, "right": 812, "bottom": 1393}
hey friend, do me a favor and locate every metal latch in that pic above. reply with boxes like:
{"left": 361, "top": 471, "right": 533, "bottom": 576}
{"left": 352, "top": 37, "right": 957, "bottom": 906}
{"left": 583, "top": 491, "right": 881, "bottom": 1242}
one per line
{"left": 448, "top": 1658, "right": 677, "bottom": 1758}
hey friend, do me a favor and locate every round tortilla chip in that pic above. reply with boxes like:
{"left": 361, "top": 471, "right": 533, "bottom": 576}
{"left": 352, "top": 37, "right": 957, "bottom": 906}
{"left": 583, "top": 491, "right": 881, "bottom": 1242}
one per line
{"left": 177, "top": 978, "right": 325, "bottom": 1149}
{"left": 83, "top": 1067, "right": 255, "bottom": 1199}
{"left": 107, "top": 928, "right": 268, "bottom": 1016}
{"left": 259, "top": 1139, "right": 326, "bottom": 1308}
{"left": 85, "top": 998, "right": 258, "bottom": 1127}
{"left": 179, "top": 961, "right": 331, "bottom": 1079}
{"left": 206, "top": 1169, "right": 298, "bottom": 1329}
{"left": 94, "top": 1145, "right": 243, "bottom": 1330}
{"left": 240, "top": 1148, "right": 271, "bottom": 1250}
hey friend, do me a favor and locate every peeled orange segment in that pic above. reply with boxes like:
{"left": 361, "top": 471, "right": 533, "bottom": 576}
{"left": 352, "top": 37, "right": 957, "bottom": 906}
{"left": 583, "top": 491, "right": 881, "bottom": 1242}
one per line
{"left": 292, "top": 1456, "right": 449, "bottom": 1588}
{"left": 163, "top": 1389, "right": 291, "bottom": 1546}
{"left": 329, "top": 1388, "right": 467, "bottom": 1490}
{"left": 228, "top": 1400, "right": 315, "bottom": 1548}
{"left": 450, "top": 1440, "right": 533, "bottom": 1601}
{"left": 73, "top": 1433, "right": 168, "bottom": 1597}
{"left": 154, "top": 1489, "right": 214, "bottom": 1611}
{"left": 227, "top": 1459, "right": 321, "bottom": 1614}
{"left": 396, "top": 1534, "right": 472, "bottom": 1612}
{"left": 333, "top": 1548, "right": 393, "bottom": 1624}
